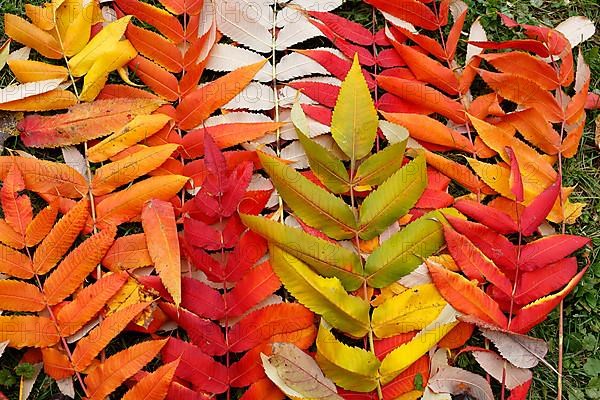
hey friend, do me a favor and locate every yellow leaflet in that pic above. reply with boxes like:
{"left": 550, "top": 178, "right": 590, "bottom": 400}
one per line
{"left": 62, "top": 2, "right": 98, "bottom": 57}
{"left": 106, "top": 278, "right": 155, "bottom": 327}
{"left": 87, "top": 114, "right": 172, "bottom": 162}
{"left": 379, "top": 306, "right": 458, "bottom": 384}
{"left": 428, "top": 254, "right": 460, "bottom": 272}
{"left": 396, "top": 391, "right": 423, "bottom": 400}
{"left": 55, "top": 0, "right": 82, "bottom": 39}
{"left": 79, "top": 40, "right": 137, "bottom": 101}
{"left": 25, "top": 2, "right": 60, "bottom": 31}
{"left": 68, "top": 16, "right": 132, "bottom": 77}
{"left": 315, "top": 322, "right": 381, "bottom": 392}
{"left": 8, "top": 59, "right": 68, "bottom": 83}
{"left": 372, "top": 283, "right": 447, "bottom": 339}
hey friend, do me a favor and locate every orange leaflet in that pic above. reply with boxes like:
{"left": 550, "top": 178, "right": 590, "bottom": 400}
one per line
{"left": 478, "top": 52, "right": 559, "bottom": 90}
{"left": 141, "top": 199, "right": 181, "bottom": 306}
{"left": 1, "top": 164, "right": 33, "bottom": 236}
{"left": 41, "top": 348, "right": 74, "bottom": 380}
{"left": 114, "top": 0, "right": 184, "bottom": 43}
{"left": 176, "top": 60, "right": 268, "bottom": 130}
{"left": 126, "top": 24, "right": 184, "bottom": 73}
{"left": 501, "top": 108, "right": 561, "bottom": 155}
{"left": 0, "top": 316, "right": 59, "bottom": 348}
{"left": 4, "top": 14, "right": 62, "bottom": 59}
{"left": 0, "top": 242, "right": 32, "bottom": 278}
{"left": 101, "top": 234, "right": 153, "bottom": 271}
{"left": 25, "top": 200, "right": 58, "bottom": 247}
{"left": 424, "top": 151, "right": 493, "bottom": 195}
{"left": 122, "top": 359, "right": 179, "bottom": 400}
{"left": 427, "top": 261, "right": 509, "bottom": 329}
{"left": 0, "top": 281, "right": 45, "bottom": 312}
{"left": 128, "top": 55, "right": 180, "bottom": 101}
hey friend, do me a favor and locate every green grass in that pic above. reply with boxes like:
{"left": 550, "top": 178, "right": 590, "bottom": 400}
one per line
{"left": 1, "top": 0, "right": 599, "bottom": 399}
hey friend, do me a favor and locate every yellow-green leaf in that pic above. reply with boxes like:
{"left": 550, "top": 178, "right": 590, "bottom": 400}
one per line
{"left": 372, "top": 283, "right": 447, "bottom": 338}
{"left": 259, "top": 151, "right": 356, "bottom": 240}
{"left": 358, "top": 155, "right": 427, "bottom": 240}
{"left": 354, "top": 140, "right": 407, "bottom": 187}
{"left": 331, "top": 54, "right": 378, "bottom": 163}
{"left": 271, "top": 246, "right": 370, "bottom": 337}
{"left": 316, "top": 322, "right": 381, "bottom": 392}
{"left": 241, "top": 214, "right": 363, "bottom": 290}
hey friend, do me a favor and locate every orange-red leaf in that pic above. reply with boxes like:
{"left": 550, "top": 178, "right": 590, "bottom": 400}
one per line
{"left": 443, "top": 225, "right": 513, "bottom": 296}
{"left": 478, "top": 52, "right": 559, "bottom": 90}
{"left": 510, "top": 267, "right": 587, "bottom": 333}
{"left": 33, "top": 199, "right": 90, "bottom": 275}
{"left": 85, "top": 339, "right": 167, "bottom": 400}
{"left": 122, "top": 359, "right": 179, "bottom": 400}
{"left": 176, "top": 61, "right": 268, "bottom": 130}
{"left": 224, "top": 260, "right": 281, "bottom": 318}
{"left": 25, "top": 200, "right": 58, "bottom": 247}
{"left": 425, "top": 151, "right": 492, "bottom": 194}
{"left": 392, "top": 44, "right": 460, "bottom": 95}
{"left": 94, "top": 175, "right": 188, "bottom": 230}
{"left": 0, "top": 219, "right": 25, "bottom": 249}
{"left": 0, "top": 157, "right": 87, "bottom": 198}
{"left": 0, "top": 242, "right": 32, "bottom": 278}
{"left": 377, "top": 76, "right": 466, "bottom": 124}
{"left": 72, "top": 302, "right": 151, "bottom": 371}
{"left": 102, "top": 234, "right": 153, "bottom": 271}
{"left": 141, "top": 199, "right": 181, "bottom": 306}
{"left": 115, "top": 0, "right": 184, "bottom": 43}
{"left": 43, "top": 225, "right": 116, "bottom": 305}
{"left": 0, "top": 280, "right": 44, "bottom": 312}
{"left": 41, "top": 347, "right": 74, "bottom": 380}
{"left": 57, "top": 272, "right": 129, "bottom": 336}
{"left": 501, "top": 108, "right": 561, "bottom": 155}
{"left": 1, "top": 164, "right": 32, "bottom": 236}
{"left": 128, "top": 55, "right": 180, "bottom": 101}
{"left": 427, "top": 261, "right": 508, "bottom": 328}
{"left": 126, "top": 24, "right": 183, "bottom": 72}
{"left": 91, "top": 144, "right": 179, "bottom": 196}
{"left": 363, "top": 0, "right": 439, "bottom": 30}
{"left": 478, "top": 70, "right": 564, "bottom": 123}
{"left": 18, "top": 98, "right": 163, "bottom": 148}
{"left": 0, "top": 316, "right": 59, "bottom": 348}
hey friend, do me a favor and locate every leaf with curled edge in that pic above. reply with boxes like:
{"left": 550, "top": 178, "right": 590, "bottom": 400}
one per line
{"left": 428, "top": 366, "right": 494, "bottom": 400}
{"left": 17, "top": 98, "right": 163, "bottom": 148}
{"left": 262, "top": 342, "right": 343, "bottom": 400}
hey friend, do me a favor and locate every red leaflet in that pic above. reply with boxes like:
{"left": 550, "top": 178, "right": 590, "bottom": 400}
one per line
{"left": 161, "top": 338, "right": 229, "bottom": 393}
{"left": 225, "top": 231, "right": 268, "bottom": 282}
{"left": 158, "top": 0, "right": 203, "bottom": 15}
{"left": 443, "top": 225, "right": 513, "bottom": 296}
{"left": 364, "top": 0, "right": 439, "bottom": 30}
{"left": 182, "top": 242, "right": 224, "bottom": 281}
{"left": 229, "top": 345, "right": 270, "bottom": 387}
{"left": 376, "top": 76, "right": 466, "bottom": 123}
{"left": 519, "top": 176, "right": 560, "bottom": 236}
{"left": 510, "top": 267, "right": 587, "bottom": 333}
{"left": 181, "top": 277, "right": 226, "bottom": 320}
{"left": 298, "top": 50, "right": 376, "bottom": 90}
{"left": 515, "top": 258, "right": 578, "bottom": 305}
{"left": 469, "top": 40, "right": 551, "bottom": 58}
{"left": 287, "top": 81, "right": 340, "bottom": 108}
{"left": 310, "top": 20, "right": 375, "bottom": 66}
{"left": 301, "top": 104, "right": 332, "bottom": 126}
{"left": 390, "top": 26, "right": 446, "bottom": 60}
{"left": 414, "top": 188, "right": 453, "bottom": 209}
{"left": 377, "top": 93, "right": 434, "bottom": 115}
{"left": 508, "top": 379, "right": 532, "bottom": 400}
{"left": 446, "top": 215, "right": 518, "bottom": 271}
{"left": 427, "top": 261, "right": 508, "bottom": 328}
{"left": 115, "top": 0, "right": 185, "bottom": 43}
{"left": 519, "top": 235, "right": 590, "bottom": 271}
{"left": 445, "top": 8, "right": 467, "bottom": 60}
{"left": 376, "top": 49, "right": 406, "bottom": 68}
{"left": 221, "top": 163, "right": 253, "bottom": 217}
{"left": 239, "top": 379, "right": 284, "bottom": 400}
{"left": 453, "top": 199, "right": 518, "bottom": 234}
{"left": 228, "top": 303, "right": 314, "bottom": 352}
{"left": 224, "top": 261, "right": 281, "bottom": 318}
{"left": 160, "top": 303, "right": 227, "bottom": 355}
{"left": 183, "top": 216, "right": 222, "bottom": 250}
{"left": 308, "top": 11, "right": 374, "bottom": 45}
{"left": 505, "top": 146, "right": 524, "bottom": 202}
{"left": 382, "top": 356, "right": 430, "bottom": 399}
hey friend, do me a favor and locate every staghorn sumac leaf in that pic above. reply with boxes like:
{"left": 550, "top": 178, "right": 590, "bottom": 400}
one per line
{"left": 122, "top": 359, "right": 179, "bottom": 400}
{"left": 515, "top": 258, "right": 578, "bottom": 304}
{"left": 0, "top": 280, "right": 44, "bottom": 312}
{"left": 372, "top": 283, "right": 447, "bottom": 338}
{"left": 519, "top": 234, "right": 589, "bottom": 271}
{"left": 505, "top": 146, "right": 525, "bottom": 203}
{"left": 358, "top": 155, "right": 427, "bottom": 240}
{"left": 0, "top": 242, "right": 33, "bottom": 278}
{"left": 453, "top": 199, "right": 518, "bottom": 234}
{"left": 94, "top": 175, "right": 188, "bottom": 229}
{"left": 57, "top": 272, "right": 129, "bottom": 336}
{"left": 25, "top": 200, "right": 58, "bottom": 247}
{"left": 258, "top": 151, "right": 356, "bottom": 240}
{"left": 443, "top": 225, "right": 513, "bottom": 296}
{"left": 161, "top": 337, "right": 229, "bottom": 394}
{"left": 270, "top": 246, "right": 370, "bottom": 337}
{"left": 331, "top": 55, "right": 378, "bottom": 162}
{"left": 502, "top": 108, "right": 561, "bottom": 155}
{"left": 1, "top": 164, "right": 32, "bottom": 236}
{"left": 128, "top": 55, "right": 180, "bottom": 101}
{"left": 41, "top": 347, "right": 74, "bottom": 380}
{"left": 126, "top": 24, "right": 184, "bottom": 73}
{"left": 308, "top": 11, "right": 373, "bottom": 46}
{"left": 33, "top": 199, "right": 89, "bottom": 275}
{"left": 176, "top": 61, "right": 267, "bottom": 130}
{"left": 241, "top": 214, "right": 363, "bottom": 290}
{"left": 519, "top": 177, "right": 560, "bottom": 236}
{"left": 228, "top": 302, "right": 315, "bottom": 353}
{"left": 262, "top": 342, "right": 343, "bottom": 400}
{"left": 364, "top": 210, "right": 448, "bottom": 288}
{"left": 224, "top": 260, "right": 281, "bottom": 318}
{"left": 427, "top": 261, "right": 508, "bottom": 328}
{"left": 18, "top": 98, "right": 163, "bottom": 148}
{"left": 364, "top": 0, "right": 439, "bottom": 30}
{"left": 85, "top": 339, "right": 167, "bottom": 400}
{"left": 72, "top": 302, "right": 151, "bottom": 372}
{"left": 115, "top": 0, "right": 184, "bottom": 43}
{"left": 354, "top": 141, "right": 407, "bottom": 187}
{"left": 0, "top": 316, "right": 59, "bottom": 348}
{"left": 316, "top": 322, "right": 381, "bottom": 392}
{"left": 43, "top": 225, "right": 116, "bottom": 305}
{"left": 142, "top": 199, "right": 181, "bottom": 306}
{"left": 478, "top": 52, "right": 559, "bottom": 90}
{"left": 4, "top": 14, "right": 61, "bottom": 59}
{"left": 101, "top": 234, "right": 153, "bottom": 271}
{"left": 393, "top": 44, "right": 459, "bottom": 94}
